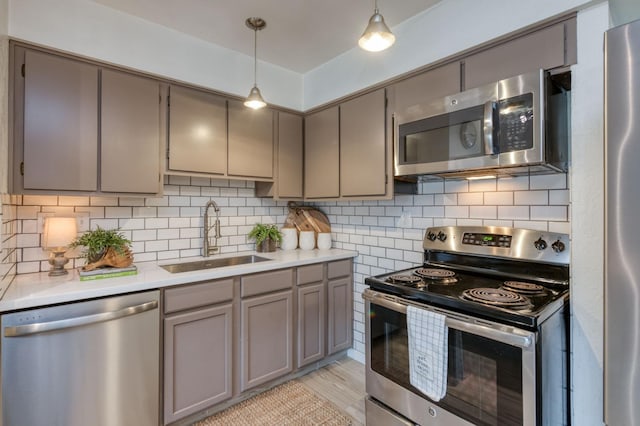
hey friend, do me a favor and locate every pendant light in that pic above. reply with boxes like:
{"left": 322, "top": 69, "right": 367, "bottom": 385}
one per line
{"left": 358, "top": 0, "right": 395, "bottom": 52}
{"left": 244, "top": 17, "right": 267, "bottom": 110}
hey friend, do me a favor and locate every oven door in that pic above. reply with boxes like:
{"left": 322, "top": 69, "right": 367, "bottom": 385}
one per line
{"left": 363, "top": 289, "right": 536, "bottom": 426}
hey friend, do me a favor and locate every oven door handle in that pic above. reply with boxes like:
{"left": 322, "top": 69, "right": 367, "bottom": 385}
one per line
{"left": 363, "top": 290, "right": 533, "bottom": 349}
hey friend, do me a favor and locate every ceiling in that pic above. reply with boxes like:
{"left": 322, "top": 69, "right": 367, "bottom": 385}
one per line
{"left": 91, "top": 0, "right": 441, "bottom": 73}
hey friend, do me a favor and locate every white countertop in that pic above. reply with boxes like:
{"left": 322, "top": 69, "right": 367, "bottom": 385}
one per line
{"left": 0, "top": 249, "right": 358, "bottom": 312}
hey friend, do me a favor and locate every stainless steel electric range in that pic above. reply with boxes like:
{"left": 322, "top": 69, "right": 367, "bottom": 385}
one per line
{"left": 363, "top": 226, "right": 570, "bottom": 426}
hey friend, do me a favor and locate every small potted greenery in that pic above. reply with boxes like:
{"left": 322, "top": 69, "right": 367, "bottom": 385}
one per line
{"left": 69, "top": 226, "right": 133, "bottom": 269}
{"left": 248, "top": 223, "right": 282, "bottom": 253}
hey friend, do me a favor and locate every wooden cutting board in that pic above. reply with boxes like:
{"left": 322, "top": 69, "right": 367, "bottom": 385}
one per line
{"left": 284, "top": 203, "right": 331, "bottom": 235}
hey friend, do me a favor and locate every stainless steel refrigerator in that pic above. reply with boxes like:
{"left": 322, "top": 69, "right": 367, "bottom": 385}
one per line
{"left": 605, "top": 17, "right": 640, "bottom": 426}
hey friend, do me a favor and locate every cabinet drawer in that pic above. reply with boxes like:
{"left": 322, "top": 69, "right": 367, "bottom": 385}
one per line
{"left": 164, "top": 278, "right": 234, "bottom": 314}
{"left": 241, "top": 269, "right": 293, "bottom": 298}
{"left": 297, "top": 264, "right": 324, "bottom": 285}
{"left": 328, "top": 260, "right": 352, "bottom": 279}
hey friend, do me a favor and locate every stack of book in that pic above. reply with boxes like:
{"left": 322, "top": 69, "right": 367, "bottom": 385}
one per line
{"left": 79, "top": 265, "right": 138, "bottom": 281}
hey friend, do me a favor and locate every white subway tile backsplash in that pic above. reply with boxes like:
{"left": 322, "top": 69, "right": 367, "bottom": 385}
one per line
{"left": 514, "top": 220, "right": 548, "bottom": 231}
{"left": 498, "top": 206, "right": 530, "bottom": 220}
{"left": 470, "top": 206, "right": 497, "bottom": 219}
{"left": 484, "top": 192, "right": 514, "bottom": 205}
{"left": 530, "top": 174, "right": 567, "bottom": 190}
{"left": 550, "top": 189, "right": 570, "bottom": 205}
{"left": 531, "top": 206, "right": 567, "bottom": 221}
{"left": 456, "top": 192, "right": 482, "bottom": 206}
{"left": 497, "top": 176, "right": 529, "bottom": 191}
{"left": 445, "top": 206, "right": 469, "bottom": 218}
{"left": 514, "top": 190, "right": 548, "bottom": 205}
{"left": 445, "top": 180, "right": 469, "bottom": 193}
{"left": 434, "top": 193, "right": 457, "bottom": 206}
{"left": 469, "top": 178, "right": 497, "bottom": 192}
{"left": 105, "top": 207, "right": 133, "bottom": 218}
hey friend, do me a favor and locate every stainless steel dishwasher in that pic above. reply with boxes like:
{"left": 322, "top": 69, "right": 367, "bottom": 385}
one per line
{"left": 0, "top": 290, "right": 160, "bottom": 426}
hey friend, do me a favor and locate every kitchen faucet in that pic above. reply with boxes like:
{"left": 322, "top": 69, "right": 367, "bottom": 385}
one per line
{"left": 203, "top": 200, "right": 221, "bottom": 257}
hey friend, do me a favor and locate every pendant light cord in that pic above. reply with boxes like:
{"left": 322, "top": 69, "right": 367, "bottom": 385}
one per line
{"left": 253, "top": 28, "right": 258, "bottom": 87}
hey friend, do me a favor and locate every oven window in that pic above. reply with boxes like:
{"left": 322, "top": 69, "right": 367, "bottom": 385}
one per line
{"left": 370, "top": 304, "right": 523, "bottom": 426}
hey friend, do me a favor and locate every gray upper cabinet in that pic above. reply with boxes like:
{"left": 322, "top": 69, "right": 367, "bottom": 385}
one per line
{"left": 276, "top": 112, "right": 304, "bottom": 199}
{"left": 168, "top": 85, "right": 227, "bottom": 175}
{"left": 390, "top": 61, "right": 461, "bottom": 113}
{"left": 340, "top": 89, "right": 387, "bottom": 197}
{"left": 19, "top": 48, "right": 99, "bottom": 192}
{"left": 304, "top": 106, "right": 340, "bottom": 199}
{"left": 12, "top": 45, "right": 162, "bottom": 196}
{"left": 101, "top": 69, "right": 162, "bottom": 194}
{"left": 228, "top": 100, "right": 274, "bottom": 179}
{"left": 464, "top": 18, "right": 576, "bottom": 89}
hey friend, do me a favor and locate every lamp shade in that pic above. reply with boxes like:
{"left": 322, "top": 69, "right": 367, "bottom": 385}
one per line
{"left": 358, "top": 11, "right": 396, "bottom": 52}
{"left": 43, "top": 217, "right": 77, "bottom": 250}
{"left": 244, "top": 85, "right": 267, "bottom": 110}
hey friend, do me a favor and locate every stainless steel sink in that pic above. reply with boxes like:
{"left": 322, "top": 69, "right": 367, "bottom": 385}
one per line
{"left": 160, "top": 255, "right": 271, "bottom": 273}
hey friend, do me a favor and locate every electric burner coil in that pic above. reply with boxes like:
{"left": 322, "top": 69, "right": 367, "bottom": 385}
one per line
{"left": 462, "top": 287, "right": 531, "bottom": 308}
{"left": 413, "top": 268, "right": 458, "bottom": 284}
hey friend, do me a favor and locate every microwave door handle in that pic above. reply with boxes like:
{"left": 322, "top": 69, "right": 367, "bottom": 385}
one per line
{"left": 363, "top": 290, "right": 532, "bottom": 349}
{"left": 483, "top": 101, "right": 498, "bottom": 155}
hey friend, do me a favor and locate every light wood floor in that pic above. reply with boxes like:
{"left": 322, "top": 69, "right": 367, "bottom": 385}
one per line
{"left": 296, "top": 357, "right": 367, "bottom": 425}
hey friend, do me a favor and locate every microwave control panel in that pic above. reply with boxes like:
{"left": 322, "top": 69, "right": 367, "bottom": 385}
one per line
{"left": 498, "top": 93, "right": 534, "bottom": 152}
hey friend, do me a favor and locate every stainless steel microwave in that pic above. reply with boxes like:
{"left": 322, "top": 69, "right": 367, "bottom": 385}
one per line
{"left": 393, "top": 69, "right": 569, "bottom": 177}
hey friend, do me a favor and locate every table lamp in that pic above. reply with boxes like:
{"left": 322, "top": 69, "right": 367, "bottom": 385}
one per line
{"left": 42, "top": 217, "right": 77, "bottom": 276}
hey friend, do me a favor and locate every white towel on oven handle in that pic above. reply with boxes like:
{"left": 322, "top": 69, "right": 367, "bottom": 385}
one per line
{"left": 407, "top": 305, "right": 448, "bottom": 401}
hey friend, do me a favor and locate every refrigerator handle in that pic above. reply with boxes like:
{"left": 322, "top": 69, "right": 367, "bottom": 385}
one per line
{"left": 3, "top": 300, "right": 158, "bottom": 337}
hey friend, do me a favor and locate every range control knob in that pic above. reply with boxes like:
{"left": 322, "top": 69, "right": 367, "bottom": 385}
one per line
{"left": 534, "top": 237, "right": 548, "bottom": 251}
{"left": 551, "top": 240, "right": 566, "bottom": 253}
{"left": 437, "top": 231, "right": 447, "bottom": 242}
{"left": 426, "top": 231, "right": 437, "bottom": 241}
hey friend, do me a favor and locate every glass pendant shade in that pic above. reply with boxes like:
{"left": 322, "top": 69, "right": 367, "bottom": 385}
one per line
{"left": 244, "top": 85, "right": 267, "bottom": 110}
{"left": 358, "top": 10, "right": 395, "bottom": 52}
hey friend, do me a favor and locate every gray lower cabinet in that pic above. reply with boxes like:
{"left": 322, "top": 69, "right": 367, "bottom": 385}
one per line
{"left": 327, "top": 260, "right": 353, "bottom": 355}
{"left": 240, "top": 290, "right": 294, "bottom": 391}
{"left": 163, "top": 279, "right": 234, "bottom": 425}
{"left": 240, "top": 268, "right": 294, "bottom": 392}
{"left": 296, "top": 263, "right": 326, "bottom": 368}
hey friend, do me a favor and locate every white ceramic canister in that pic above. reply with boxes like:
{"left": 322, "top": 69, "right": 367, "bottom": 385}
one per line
{"left": 299, "top": 231, "right": 316, "bottom": 250}
{"left": 317, "top": 232, "right": 332, "bottom": 250}
{"left": 280, "top": 228, "right": 298, "bottom": 250}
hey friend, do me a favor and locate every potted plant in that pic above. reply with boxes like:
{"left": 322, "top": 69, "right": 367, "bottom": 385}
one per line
{"left": 248, "top": 223, "right": 282, "bottom": 253}
{"left": 69, "top": 226, "right": 133, "bottom": 270}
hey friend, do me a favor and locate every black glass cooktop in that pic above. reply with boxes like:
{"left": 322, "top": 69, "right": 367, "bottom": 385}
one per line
{"left": 365, "top": 265, "right": 569, "bottom": 330}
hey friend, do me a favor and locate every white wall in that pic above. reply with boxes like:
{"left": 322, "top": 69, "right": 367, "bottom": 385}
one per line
{"left": 570, "top": 3, "right": 609, "bottom": 425}
{"left": 303, "top": 0, "right": 595, "bottom": 109}
{"left": 7, "top": 0, "right": 304, "bottom": 110}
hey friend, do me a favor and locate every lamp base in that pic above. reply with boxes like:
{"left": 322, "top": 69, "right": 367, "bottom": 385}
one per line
{"left": 48, "top": 250, "right": 69, "bottom": 276}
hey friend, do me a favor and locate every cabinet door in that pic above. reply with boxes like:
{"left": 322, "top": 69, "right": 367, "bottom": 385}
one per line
{"left": 22, "top": 49, "right": 98, "bottom": 191}
{"left": 327, "top": 277, "right": 353, "bottom": 355}
{"left": 228, "top": 100, "right": 273, "bottom": 179}
{"left": 297, "top": 283, "right": 325, "bottom": 368}
{"left": 464, "top": 20, "right": 573, "bottom": 89}
{"left": 340, "top": 89, "right": 386, "bottom": 197}
{"left": 304, "top": 106, "right": 339, "bottom": 199}
{"left": 164, "top": 304, "right": 232, "bottom": 424}
{"left": 241, "top": 290, "right": 293, "bottom": 391}
{"left": 390, "top": 61, "right": 461, "bottom": 114}
{"left": 168, "top": 85, "right": 227, "bottom": 175}
{"left": 277, "top": 112, "right": 304, "bottom": 198}
{"left": 101, "top": 69, "right": 161, "bottom": 194}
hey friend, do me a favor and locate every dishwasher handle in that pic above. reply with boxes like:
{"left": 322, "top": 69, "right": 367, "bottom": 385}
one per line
{"left": 4, "top": 300, "right": 158, "bottom": 337}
